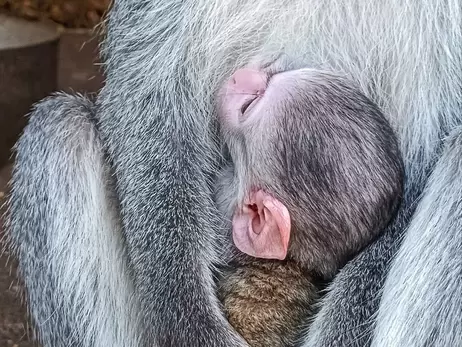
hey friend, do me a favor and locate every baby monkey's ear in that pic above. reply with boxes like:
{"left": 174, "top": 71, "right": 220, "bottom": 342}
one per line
{"left": 232, "top": 190, "right": 291, "bottom": 260}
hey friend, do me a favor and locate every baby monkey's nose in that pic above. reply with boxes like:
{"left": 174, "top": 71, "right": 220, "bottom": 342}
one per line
{"left": 231, "top": 68, "right": 267, "bottom": 95}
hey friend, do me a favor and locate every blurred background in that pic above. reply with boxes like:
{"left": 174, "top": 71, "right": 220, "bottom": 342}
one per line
{"left": 0, "top": 1, "right": 109, "bottom": 345}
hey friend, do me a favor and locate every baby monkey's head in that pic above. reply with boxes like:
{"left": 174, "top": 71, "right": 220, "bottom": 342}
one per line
{"left": 217, "top": 63, "right": 403, "bottom": 275}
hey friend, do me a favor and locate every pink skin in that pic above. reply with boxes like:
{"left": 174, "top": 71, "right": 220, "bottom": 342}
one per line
{"left": 233, "top": 190, "right": 291, "bottom": 260}
{"left": 219, "top": 68, "right": 268, "bottom": 126}
{"left": 220, "top": 67, "right": 292, "bottom": 260}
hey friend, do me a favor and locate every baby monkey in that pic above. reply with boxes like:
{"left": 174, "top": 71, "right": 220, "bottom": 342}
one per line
{"left": 214, "top": 63, "right": 404, "bottom": 347}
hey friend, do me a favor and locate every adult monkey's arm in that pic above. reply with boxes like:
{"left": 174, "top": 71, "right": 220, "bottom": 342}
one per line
{"left": 95, "top": 1, "right": 251, "bottom": 346}
{"left": 9, "top": 94, "right": 144, "bottom": 347}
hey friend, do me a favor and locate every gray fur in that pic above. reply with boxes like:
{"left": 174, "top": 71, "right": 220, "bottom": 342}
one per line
{"left": 371, "top": 127, "right": 462, "bottom": 347}
{"left": 6, "top": 0, "right": 462, "bottom": 346}
{"left": 7, "top": 94, "right": 142, "bottom": 347}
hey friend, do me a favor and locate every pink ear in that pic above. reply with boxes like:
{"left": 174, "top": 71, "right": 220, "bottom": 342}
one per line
{"left": 232, "top": 190, "right": 291, "bottom": 260}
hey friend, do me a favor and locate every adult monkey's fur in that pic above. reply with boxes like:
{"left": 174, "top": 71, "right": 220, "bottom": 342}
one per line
{"left": 6, "top": 1, "right": 462, "bottom": 347}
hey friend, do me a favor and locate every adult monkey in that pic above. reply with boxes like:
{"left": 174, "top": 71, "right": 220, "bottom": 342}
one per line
{"left": 7, "top": 1, "right": 462, "bottom": 347}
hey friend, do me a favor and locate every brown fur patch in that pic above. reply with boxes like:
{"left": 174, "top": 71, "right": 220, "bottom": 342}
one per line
{"left": 218, "top": 260, "right": 318, "bottom": 347}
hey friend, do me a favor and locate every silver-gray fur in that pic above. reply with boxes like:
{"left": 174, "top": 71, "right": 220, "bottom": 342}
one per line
{"left": 7, "top": 94, "right": 142, "bottom": 346}
{"left": 6, "top": 0, "right": 462, "bottom": 346}
{"left": 371, "top": 127, "right": 462, "bottom": 347}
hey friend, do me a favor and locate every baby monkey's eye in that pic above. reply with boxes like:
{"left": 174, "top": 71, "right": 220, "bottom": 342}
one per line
{"left": 241, "top": 97, "right": 258, "bottom": 115}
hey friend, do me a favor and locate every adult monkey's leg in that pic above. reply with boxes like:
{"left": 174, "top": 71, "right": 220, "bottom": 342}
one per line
{"left": 372, "top": 128, "right": 462, "bottom": 347}
{"left": 8, "top": 94, "right": 142, "bottom": 347}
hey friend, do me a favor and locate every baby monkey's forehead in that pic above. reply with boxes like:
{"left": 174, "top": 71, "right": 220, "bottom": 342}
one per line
{"left": 272, "top": 68, "right": 346, "bottom": 87}
{"left": 267, "top": 71, "right": 353, "bottom": 110}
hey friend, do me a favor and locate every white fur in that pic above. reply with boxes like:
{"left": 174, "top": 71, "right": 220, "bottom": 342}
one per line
{"left": 49, "top": 123, "right": 142, "bottom": 346}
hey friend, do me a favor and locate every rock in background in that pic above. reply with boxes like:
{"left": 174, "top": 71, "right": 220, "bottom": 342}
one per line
{"left": 0, "top": 0, "right": 111, "bottom": 28}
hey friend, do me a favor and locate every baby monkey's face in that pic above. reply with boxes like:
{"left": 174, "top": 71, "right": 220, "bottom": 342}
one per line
{"left": 217, "top": 63, "right": 316, "bottom": 192}
{"left": 218, "top": 63, "right": 311, "bottom": 158}
{"left": 217, "top": 63, "right": 348, "bottom": 204}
